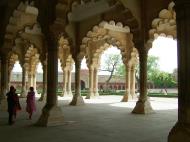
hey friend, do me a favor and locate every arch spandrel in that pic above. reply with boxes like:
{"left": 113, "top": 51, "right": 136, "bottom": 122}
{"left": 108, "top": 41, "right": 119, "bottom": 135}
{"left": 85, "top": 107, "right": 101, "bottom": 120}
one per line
{"left": 4, "top": 1, "right": 38, "bottom": 48}
{"left": 148, "top": 1, "right": 176, "bottom": 50}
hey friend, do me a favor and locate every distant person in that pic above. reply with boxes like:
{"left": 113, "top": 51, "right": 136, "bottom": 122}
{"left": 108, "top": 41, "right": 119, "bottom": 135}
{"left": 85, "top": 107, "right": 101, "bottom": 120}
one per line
{"left": 26, "top": 87, "right": 36, "bottom": 119}
{"left": 6, "top": 86, "right": 20, "bottom": 125}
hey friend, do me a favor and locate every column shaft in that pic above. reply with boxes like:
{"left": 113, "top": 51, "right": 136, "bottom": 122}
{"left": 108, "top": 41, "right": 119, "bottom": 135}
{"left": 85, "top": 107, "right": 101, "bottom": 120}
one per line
{"left": 21, "top": 67, "right": 27, "bottom": 97}
{"left": 1, "top": 55, "right": 8, "bottom": 99}
{"left": 121, "top": 65, "right": 131, "bottom": 102}
{"left": 86, "top": 67, "right": 94, "bottom": 99}
{"left": 130, "top": 66, "right": 136, "bottom": 99}
{"left": 132, "top": 48, "right": 153, "bottom": 114}
{"left": 67, "top": 70, "right": 72, "bottom": 96}
{"left": 93, "top": 68, "right": 99, "bottom": 96}
{"left": 70, "top": 59, "right": 84, "bottom": 105}
{"left": 168, "top": 1, "right": 190, "bottom": 141}
{"left": 63, "top": 69, "right": 68, "bottom": 96}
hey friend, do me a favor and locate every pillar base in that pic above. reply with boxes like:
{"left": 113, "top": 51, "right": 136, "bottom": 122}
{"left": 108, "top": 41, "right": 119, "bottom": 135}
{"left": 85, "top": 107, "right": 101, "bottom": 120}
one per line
{"left": 35, "top": 105, "right": 64, "bottom": 127}
{"left": 168, "top": 122, "right": 190, "bottom": 142}
{"left": 132, "top": 98, "right": 154, "bottom": 114}
{"left": 0, "top": 99, "right": 7, "bottom": 111}
{"left": 67, "top": 91, "right": 72, "bottom": 96}
{"left": 61, "top": 91, "right": 67, "bottom": 97}
{"left": 94, "top": 92, "right": 99, "bottom": 97}
{"left": 70, "top": 95, "right": 85, "bottom": 106}
{"left": 86, "top": 91, "right": 95, "bottom": 99}
{"left": 121, "top": 94, "right": 135, "bottom": 102}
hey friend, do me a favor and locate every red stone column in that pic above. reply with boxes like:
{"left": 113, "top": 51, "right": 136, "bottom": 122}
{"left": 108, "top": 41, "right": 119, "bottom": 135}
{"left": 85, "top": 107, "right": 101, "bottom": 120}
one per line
{"left": 168, "top": 1, "right": 190, "bottom": 141}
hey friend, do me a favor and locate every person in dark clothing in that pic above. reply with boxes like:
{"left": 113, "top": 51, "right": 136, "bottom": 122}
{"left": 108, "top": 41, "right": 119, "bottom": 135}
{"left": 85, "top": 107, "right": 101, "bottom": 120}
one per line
{"left": 6, "top": 86, "right": 19, "bottom": 125}
{"left": 13, "top": 88, "right": 21, "bottom": 119}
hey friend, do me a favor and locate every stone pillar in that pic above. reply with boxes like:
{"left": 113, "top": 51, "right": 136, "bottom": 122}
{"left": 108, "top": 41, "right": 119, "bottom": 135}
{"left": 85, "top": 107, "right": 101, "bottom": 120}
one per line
{"left": 33, "top": 73, "right": 37, "bottom": 92}
{"left": 28, "top": 72, "right": 33, "bottom": 88}
{"left": 87, "top": 66, "right": 94, "bottom": 98}
{"left": 39, "top": 62, "right": 47, "bottom": 101}
{"left": 130, "top": 66, "right": 136, "bottom": 99}
{"left": 86, "top": 66, "right": 94, "bottom": 99}
{"left": 168, "top": 1, "right": 190, "bottom": 141}
{"left": 36, "top": 33, "right": 64, "bottom": 126}
{"left": 62, "top": 69, "right": 68, "bottom": 96}
{"left": 93, "top": 67, "right": 99, "bottom": 97}
{"left": 121, "top": 65, "right": 131, "bottom": 102}
{"left": 70, "top": 58, "right": 85, "bottom": 105}
{"left": 0, "top": 54, "right": 8, "bottom": 110}
{"left": 132, "top": 48, "right": 153, "bottom": 114}
{"left": 0, "top": 55, "right": 8, "bottom": 99}
{"left": 8, "top": 68, "right": 12, "bottom": 88}
{"left": 0, "top": 58, "right": 1, "bottom": 99}
{"left": 20, "top": 67, "right": 27, "bottom": 97}
{"left": 67, "top": 70, "right": 72, "bottom": 96}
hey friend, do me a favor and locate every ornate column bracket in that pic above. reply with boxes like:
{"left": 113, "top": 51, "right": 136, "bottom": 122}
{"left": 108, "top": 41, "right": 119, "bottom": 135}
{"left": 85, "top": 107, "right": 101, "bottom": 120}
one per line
{"left": 132, "top": 47, "right": 153, "bottom": 114}
{"left": 168, "top": 1, "right": 190, "bottom": 141}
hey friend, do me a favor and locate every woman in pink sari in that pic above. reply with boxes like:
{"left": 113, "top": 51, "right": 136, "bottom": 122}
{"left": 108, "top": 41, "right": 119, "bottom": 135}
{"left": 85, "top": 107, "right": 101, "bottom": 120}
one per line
{"left": 26, "top": 87, "right": 36, "bottom": 119}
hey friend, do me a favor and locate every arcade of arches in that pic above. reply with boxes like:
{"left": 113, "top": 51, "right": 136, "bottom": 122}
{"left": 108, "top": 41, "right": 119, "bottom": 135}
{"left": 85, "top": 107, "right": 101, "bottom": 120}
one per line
{"left": 0, "top": 0, "right": 189, "bottom": 141}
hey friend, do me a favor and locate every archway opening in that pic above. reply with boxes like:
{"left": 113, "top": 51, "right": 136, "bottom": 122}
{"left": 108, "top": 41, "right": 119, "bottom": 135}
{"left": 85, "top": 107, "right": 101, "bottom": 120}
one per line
{"left": 11, "top": 61, "right": 22, "bottom": 94}
{"left": 148, "top": 36, "right": 177, "bottom": 97}
{"left": 98, "top": 46, "right": 125, "bottom": 95}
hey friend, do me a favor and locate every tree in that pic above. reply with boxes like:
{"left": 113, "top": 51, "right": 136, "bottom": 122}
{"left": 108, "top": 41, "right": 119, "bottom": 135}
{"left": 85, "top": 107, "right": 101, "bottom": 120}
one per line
{"left": 100, "top": 53, "right": 122, "bottom": 85}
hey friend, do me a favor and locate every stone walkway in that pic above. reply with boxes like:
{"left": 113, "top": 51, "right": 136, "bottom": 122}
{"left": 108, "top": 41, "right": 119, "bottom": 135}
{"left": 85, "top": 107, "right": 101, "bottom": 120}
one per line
{"left": 0, "top": 96, "right": 177, "bottom": 142}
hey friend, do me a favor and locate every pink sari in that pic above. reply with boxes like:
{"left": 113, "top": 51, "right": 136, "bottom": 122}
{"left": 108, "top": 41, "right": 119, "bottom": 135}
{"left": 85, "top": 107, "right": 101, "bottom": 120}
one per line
{"left": 26, "top": 91, "right": 36, "bottom": 113}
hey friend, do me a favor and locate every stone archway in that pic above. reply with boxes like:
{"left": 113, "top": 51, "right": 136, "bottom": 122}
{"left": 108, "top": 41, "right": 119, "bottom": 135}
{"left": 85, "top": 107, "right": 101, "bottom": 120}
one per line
{"left": 80, "top": 20, "right": 138, "bottom": 100}
{"left": 148, "top": 1, "right": 176, "bottom": 50}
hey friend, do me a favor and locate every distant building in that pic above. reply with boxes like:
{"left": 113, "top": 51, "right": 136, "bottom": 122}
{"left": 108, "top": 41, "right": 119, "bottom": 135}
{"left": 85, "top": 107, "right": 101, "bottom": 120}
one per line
{"left": 10, "top": 69, "right": 126, "bottom": 91}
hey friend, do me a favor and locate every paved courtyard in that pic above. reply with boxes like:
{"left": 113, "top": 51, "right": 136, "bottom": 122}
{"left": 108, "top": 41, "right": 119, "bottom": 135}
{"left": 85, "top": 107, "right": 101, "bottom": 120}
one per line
{"left": 0, "top": 96, "right": 177, "bottom": 142}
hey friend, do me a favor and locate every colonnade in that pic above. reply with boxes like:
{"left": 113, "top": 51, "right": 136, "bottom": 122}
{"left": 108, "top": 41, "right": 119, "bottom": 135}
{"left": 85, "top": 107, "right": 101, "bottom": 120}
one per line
{"left": 86, "top": 66, "right": 99, "bottom": 99}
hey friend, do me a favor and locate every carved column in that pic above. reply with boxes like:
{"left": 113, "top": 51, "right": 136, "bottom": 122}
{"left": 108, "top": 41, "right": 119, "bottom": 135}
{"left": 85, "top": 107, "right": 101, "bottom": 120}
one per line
{"left": 20, "top": 66, "right": 27, "bottom": 97}
{"left": 70, "top": 58, "right": 84, "bottom": 105}
{"left": 86, "top": 66, "right": 94, "bottom": 99}
{"left": 93, "top": 67, "right": 99, "bottom": 97}
{"left": 67, "top": 70, "right": 72, "bottom": 96}
{"left": 168, "top": 1, "right": 190, "bottom": 141}
{"left": 0, "top": 55, "right": 8, "bottom": 99}
{"left": 39, "top": 61, "right": 47, "bottom": 101}
{"left": 33, "top": 73, "right": 37, "bottom": 92}
{"left": 0, "top": 54, "right": 8, "bottom": 110}
{"left": 36, "top": 33, "right": 64, "bottom": 126}
{"left": 62, "top": 68, "right": 68, "bottom": 96}
{"left": 28, "top": 72, "right": 33, "bottom": 88}
{"left": 122, "top": 65, "right": 131, "bottom": 102}
{"left": 132, "top": 48, "right": 153, "bottom": 114}
{"left": 0, "top": 58, "right": 1, "bottom": 99}
{"left": 130, "top": 66, "right": 136, "bottom": 99}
